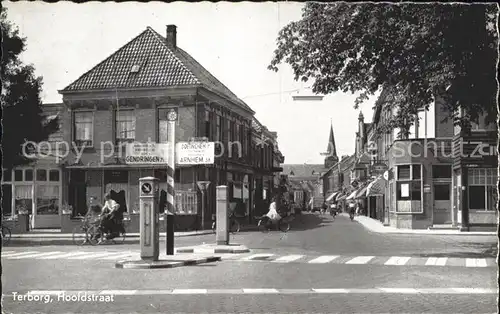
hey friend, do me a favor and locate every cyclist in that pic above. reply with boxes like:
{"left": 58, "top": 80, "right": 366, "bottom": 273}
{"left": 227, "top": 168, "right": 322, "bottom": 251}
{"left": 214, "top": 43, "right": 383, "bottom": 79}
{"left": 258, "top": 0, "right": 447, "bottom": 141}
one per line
{"left": 99, "top": 193, "right": 121, "bottom": 243}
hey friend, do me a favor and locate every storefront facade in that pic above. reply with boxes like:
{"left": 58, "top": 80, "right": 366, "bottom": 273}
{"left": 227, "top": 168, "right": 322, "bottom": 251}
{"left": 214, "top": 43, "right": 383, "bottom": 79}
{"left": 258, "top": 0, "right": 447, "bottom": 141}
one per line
{"left": 453, "top": 126, "right": 498, "bottom": 230}
{"left": 2, "top": 160, "right": 63, "bottom": 229}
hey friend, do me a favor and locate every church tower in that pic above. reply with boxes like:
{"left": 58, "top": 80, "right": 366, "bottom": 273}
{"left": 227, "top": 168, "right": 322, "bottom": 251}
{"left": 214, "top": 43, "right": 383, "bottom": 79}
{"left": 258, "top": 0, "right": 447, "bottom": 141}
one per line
{"left": 324, "top": 121, "right": 339, "bottom": 169}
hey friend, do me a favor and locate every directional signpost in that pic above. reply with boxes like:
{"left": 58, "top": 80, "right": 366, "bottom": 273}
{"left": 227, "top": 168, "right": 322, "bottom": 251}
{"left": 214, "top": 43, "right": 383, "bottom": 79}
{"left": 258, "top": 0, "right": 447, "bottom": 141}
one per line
{"left": 197, "top": 181, "right": 211, "bottom": 230}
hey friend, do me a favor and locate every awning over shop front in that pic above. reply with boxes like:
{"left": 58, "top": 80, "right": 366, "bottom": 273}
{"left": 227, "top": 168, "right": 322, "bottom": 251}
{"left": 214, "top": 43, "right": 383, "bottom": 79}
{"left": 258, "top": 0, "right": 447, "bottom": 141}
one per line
{"left": 346, "top": 190, "right": 358, "bottom": 200}
{"left": 355, "top": 185, "right": 369, "bottom": 199}
{"left": 325, "top": 191, "right": 340, "bottom": 202}
{"left": 366, "top": 176, "right": 386, "bottom": 196}
{"left": 336, "top": 193, "right": 347, "bottom": 201}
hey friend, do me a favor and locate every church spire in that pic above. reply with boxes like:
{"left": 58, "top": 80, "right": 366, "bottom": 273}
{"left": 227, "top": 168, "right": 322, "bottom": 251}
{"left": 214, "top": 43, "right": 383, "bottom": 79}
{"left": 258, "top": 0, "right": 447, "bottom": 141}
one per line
{"left": 326, "top": 120, "right": 337, "bottom": 157}
{"left": 324, "top": 120, "right": 339, "bottom": 169}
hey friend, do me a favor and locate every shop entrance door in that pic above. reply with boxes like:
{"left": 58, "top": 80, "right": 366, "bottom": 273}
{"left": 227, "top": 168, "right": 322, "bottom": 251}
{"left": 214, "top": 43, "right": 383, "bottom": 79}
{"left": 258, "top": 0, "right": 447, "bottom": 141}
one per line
{"left": 433, "top": 183, "right": 452, "bottom": 224}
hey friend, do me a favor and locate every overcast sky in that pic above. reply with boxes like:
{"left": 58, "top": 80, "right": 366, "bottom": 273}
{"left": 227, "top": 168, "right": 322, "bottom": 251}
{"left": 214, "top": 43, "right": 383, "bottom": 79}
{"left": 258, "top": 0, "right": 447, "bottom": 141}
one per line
{"left": 5, "top": 2, "right": 378, "bottom": 164}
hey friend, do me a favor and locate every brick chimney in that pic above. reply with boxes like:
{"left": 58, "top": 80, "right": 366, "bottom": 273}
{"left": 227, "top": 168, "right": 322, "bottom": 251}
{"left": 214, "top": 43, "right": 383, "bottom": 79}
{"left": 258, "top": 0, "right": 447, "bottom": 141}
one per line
{"left": 166, "top": 25, "right": 177, "bottom": 49}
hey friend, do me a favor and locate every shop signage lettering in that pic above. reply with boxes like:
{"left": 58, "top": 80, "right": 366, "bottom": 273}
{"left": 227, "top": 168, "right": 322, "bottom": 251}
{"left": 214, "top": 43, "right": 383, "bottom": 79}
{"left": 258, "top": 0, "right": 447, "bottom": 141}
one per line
{"left": 176, "top": 142, "right": 214, "bottom": 165}
{"left": 125, "top": 143, "right": 168, "bottom": 165}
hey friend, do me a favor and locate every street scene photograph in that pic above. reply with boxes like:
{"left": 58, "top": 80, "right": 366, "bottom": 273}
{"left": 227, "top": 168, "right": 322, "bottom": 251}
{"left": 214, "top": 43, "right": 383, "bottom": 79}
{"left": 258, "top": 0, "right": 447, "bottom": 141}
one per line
{"left": 1, "top": 2, "right": 499, "bottom": 314}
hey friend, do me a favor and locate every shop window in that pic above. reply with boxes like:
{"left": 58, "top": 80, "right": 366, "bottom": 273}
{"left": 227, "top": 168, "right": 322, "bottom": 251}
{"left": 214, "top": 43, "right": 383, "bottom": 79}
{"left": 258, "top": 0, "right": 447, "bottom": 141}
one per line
{"left": 175, "top": 169, "right": 181, "bottom": 182}
{"left": 25, "top": 169, "right": 33, "bottom": 181}
{"left": 74, "top": 111, "right": 93, "bottom": 147}
{"left": 49, "top": 170, "right": 60, "bottom": 182}
{"left": 104, "top": 170, "right": 128, "bottom": 184}
{"left": 397, "top": 165, "right": 410, "bottom": 180}
{"left": 469, "top": 186, "right": 486, "bottom": 210}
{"left": 468, "top": 168, "right": 497, "bottom": 211}
{"left": 434, "top": 184, "right": 450, "bottom": 201}
{"left": 3, "top": 169, "right": 12, "bottom": 182}
{"left": 37, "top": 169, "right": 47, "bottom": 181}
{"left": 15, "top": 185, "right": 33, "bottom": 215}
{"left": 433, "top": 165, "right": 452, "bottom": 179}
{"left": 14, "top": 170, "right": 23, "bottom": 182}
{"left": 36, "top": 186, "right": 59, "bottom": 215}
{"left": 396, "top": 181, "right": 421, "bottom": 201}
{"left": 412, "top": 165, "right": 421, "bottom": 179}
{"left": 2, "top": 184, "right": 12, "bottom": 216}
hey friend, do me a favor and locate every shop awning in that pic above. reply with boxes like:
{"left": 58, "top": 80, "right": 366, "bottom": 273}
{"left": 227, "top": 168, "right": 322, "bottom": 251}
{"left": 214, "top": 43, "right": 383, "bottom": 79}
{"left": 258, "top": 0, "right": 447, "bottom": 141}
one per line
{"left": 336, "top": 193, "right": 347, "bottom": 201}
{"left": 366, "top": 176, "right": 386, "bottom": 196}
{"left": 346, "top": 190, "right": 358, "bottom": 200}
{"left": 325, "top": 191, "right": 340, "bottom": 202}
{"left": 355, "top": 185, "right": 369, "bottom": 199}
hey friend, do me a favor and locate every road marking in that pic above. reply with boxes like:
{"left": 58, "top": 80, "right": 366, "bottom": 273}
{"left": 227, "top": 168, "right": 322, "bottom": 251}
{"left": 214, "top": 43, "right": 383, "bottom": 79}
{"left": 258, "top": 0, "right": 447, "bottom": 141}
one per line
{"left": 242, "top": 289, "right": 279, "bottom": 294}
{"left": 465, "top": 258, "right": 488, "bottom": 268}
{"left": 69, "top": 252, "right": 122, "bottom": 260}
{"left": 4, "top": 287, "right": 498, "bottom": 297}
{"left": 39, "top": 252, "right": 90, "bottom": 260}
{"left": 378, "top": 288, "right": 420, "bottom": 294}
{"left": 425, "top": 257, "right": 448, "bottom": 266}
{"left": 384, "top": 256, "right": 411, "bottom": 266}
{"left": 345, "top": 256, "right": 375, "bottom": 264}
{"left": 308, "top": 256, "right": 339, "bottom": 264}
{"left": 2, "top": 251, "right": 39, "bottom": 258}
{"left": 100, "top": 252, "right": 136, "bottom": 260}
{"left": 1, "top": 251, "right": 15, "bottom": 254}
{"left": 312, "top": 288, "right": 349, "bottom": 293}
{"left": 240, "top": 253, "right": 275, "bottom": 261}
{"left": 171, "top": 289, "right": 208, "bottom": 294}
{"left": 100, "top": 290, "right": 138, "bottom": 295}
{"left": 272, "top": 255, "right": 305, "bottom": 263}
{"left": 8, "top": 288, "right": 497, "bottom": 296}
{"left": 9, "top": 251, "right": 63, "bottom": 259}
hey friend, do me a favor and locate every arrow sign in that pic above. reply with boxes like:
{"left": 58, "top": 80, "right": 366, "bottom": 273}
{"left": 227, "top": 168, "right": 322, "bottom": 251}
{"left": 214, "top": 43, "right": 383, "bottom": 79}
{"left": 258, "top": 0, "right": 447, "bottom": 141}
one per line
{"left": 197, "top": 181, "right": 211, "bottom": 191}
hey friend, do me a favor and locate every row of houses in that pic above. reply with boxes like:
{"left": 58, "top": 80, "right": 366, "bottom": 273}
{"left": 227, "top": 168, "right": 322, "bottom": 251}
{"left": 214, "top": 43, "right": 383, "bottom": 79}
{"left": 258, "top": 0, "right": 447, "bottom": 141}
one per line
{"left": 321, "top": 89, "right": 497, "bottom": 231}
{"left": 1, "top": 25, "right": 285, "bottom": 230}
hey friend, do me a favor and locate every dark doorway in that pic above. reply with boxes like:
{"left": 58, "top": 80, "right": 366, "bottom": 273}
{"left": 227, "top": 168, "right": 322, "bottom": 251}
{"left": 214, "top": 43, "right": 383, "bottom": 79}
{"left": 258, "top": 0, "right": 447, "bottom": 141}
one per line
{"left": 69, "top": 170, "right": 87, "bottom": 217}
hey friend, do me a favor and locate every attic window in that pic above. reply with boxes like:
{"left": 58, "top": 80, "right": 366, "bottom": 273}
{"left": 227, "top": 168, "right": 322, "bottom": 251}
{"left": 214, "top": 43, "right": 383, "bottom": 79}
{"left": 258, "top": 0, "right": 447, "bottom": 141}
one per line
{"left": 130, "top": 65, "right": 140, "bottom": 73}
{"left": 312, "top": 170, "right": 315, "bottom": 175}
{"left": 290, "top": 171, "right": 295, "bottom": 176}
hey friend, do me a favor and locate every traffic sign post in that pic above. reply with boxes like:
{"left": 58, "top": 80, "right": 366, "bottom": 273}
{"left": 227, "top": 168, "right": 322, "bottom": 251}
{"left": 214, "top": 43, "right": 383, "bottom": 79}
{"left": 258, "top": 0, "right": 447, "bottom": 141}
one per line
{"left": 165, "top": 108, "right": 177, "bottom": 256}
{"left": 197, "top": 181, "right": 211, "bottom": 230}
{"left": 139, "top": 177, "right": 159, "bottom": 261}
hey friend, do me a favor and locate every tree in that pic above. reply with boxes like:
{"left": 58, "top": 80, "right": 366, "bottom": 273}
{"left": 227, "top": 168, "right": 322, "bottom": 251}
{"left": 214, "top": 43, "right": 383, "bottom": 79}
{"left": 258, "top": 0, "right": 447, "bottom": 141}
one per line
{"left": 1, "top": 7, "right": 59, "bottom": 169}
{"left": 269, "top": 3, "right": 498, "bottom": 137}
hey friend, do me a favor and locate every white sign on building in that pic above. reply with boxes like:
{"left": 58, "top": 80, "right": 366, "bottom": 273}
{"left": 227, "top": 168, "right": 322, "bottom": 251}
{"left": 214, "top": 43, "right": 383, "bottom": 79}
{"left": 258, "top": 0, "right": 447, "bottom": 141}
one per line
{"left": 125, "top": 143, "right": 169, "bottom": 164}
{"left": 176, "top": 142, "right": 214, "bottom": 165}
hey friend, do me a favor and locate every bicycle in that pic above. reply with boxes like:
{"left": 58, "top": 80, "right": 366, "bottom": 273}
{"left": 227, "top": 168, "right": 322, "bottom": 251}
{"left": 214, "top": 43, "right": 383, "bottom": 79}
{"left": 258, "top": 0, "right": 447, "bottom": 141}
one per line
{"left": 72, "top": 214, "right": 99, "bottom": 246}
{"left": 211, "top": 213, "right": 242, "bottom": 234}
{"left": 257, "top": 214, "right": 291, "bottom": 233}
{"left": 87, "top": 214, "right": 129, "bottom": 245}
{"left": 2, "top": 224, "right": 12, "bottom": 246}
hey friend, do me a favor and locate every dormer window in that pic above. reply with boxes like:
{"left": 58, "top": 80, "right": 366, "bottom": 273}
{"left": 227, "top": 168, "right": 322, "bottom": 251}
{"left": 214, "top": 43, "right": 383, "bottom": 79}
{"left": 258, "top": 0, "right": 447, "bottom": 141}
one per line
{"left": 130, "top": 65, "right": 140, "bottom": 73}
{"left": 290, "top": 171, "right": 295, "bottom": 176}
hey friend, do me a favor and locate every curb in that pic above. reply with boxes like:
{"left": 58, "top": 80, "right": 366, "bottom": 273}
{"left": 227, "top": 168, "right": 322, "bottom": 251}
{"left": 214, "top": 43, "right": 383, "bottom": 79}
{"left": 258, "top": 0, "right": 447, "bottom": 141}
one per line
{"left": 353, "top": 217, "right": 496, "bottom": 236}
{"left": 115, "top": 256, "right": 221, "bottom": 269}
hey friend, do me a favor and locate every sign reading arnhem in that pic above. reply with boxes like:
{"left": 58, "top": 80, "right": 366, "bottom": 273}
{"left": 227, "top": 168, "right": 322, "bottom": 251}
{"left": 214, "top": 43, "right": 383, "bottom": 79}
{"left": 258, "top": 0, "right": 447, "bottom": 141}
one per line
{"left": 125, "top": 143, "right": 168, "bottom": 164}
{"left": 176, "top": 142, "right": 214, "bottom": 165}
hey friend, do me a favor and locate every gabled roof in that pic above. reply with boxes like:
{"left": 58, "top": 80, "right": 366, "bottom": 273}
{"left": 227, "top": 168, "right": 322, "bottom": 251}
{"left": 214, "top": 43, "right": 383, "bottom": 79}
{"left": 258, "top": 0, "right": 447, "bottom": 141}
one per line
{"left": 60, "top": 27, "right": 253, "bottom": 113}
{"left": 282, "top": 164, "right": 327, "bottom": 178}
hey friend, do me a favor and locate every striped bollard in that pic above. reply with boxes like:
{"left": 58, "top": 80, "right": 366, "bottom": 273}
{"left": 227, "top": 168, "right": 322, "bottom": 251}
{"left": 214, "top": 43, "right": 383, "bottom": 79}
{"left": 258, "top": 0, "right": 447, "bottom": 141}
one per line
{"left": 166, "top": 108, "right": 177, "bottom": 256}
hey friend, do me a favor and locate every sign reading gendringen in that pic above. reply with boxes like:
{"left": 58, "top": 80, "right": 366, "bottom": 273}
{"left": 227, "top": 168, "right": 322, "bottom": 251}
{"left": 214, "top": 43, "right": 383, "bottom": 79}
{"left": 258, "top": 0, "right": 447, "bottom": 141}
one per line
{"left": 176, "top": 142, "right": 214, "bottom": 165}
{"left": 125, "top": 143, "right": 169, "bottom": 164}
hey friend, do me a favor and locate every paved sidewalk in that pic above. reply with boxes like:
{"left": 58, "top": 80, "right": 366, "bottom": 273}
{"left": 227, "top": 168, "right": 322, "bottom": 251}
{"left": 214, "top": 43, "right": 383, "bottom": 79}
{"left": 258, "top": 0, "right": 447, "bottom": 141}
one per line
{"left": 350, "top": 214, "right": 496, "bottom": 235}
{"left": 9, "top": 230, "right": 214, "bottom": 239}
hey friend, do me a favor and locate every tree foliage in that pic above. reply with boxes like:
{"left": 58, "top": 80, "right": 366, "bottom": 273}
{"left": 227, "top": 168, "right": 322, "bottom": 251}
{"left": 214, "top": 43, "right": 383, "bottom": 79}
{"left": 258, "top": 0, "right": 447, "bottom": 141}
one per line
{"left": 1, "top": 7, "right": 59, "bottom": 169}
{"left": 269, "top": 3, "right": 499, "bottom": 137}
